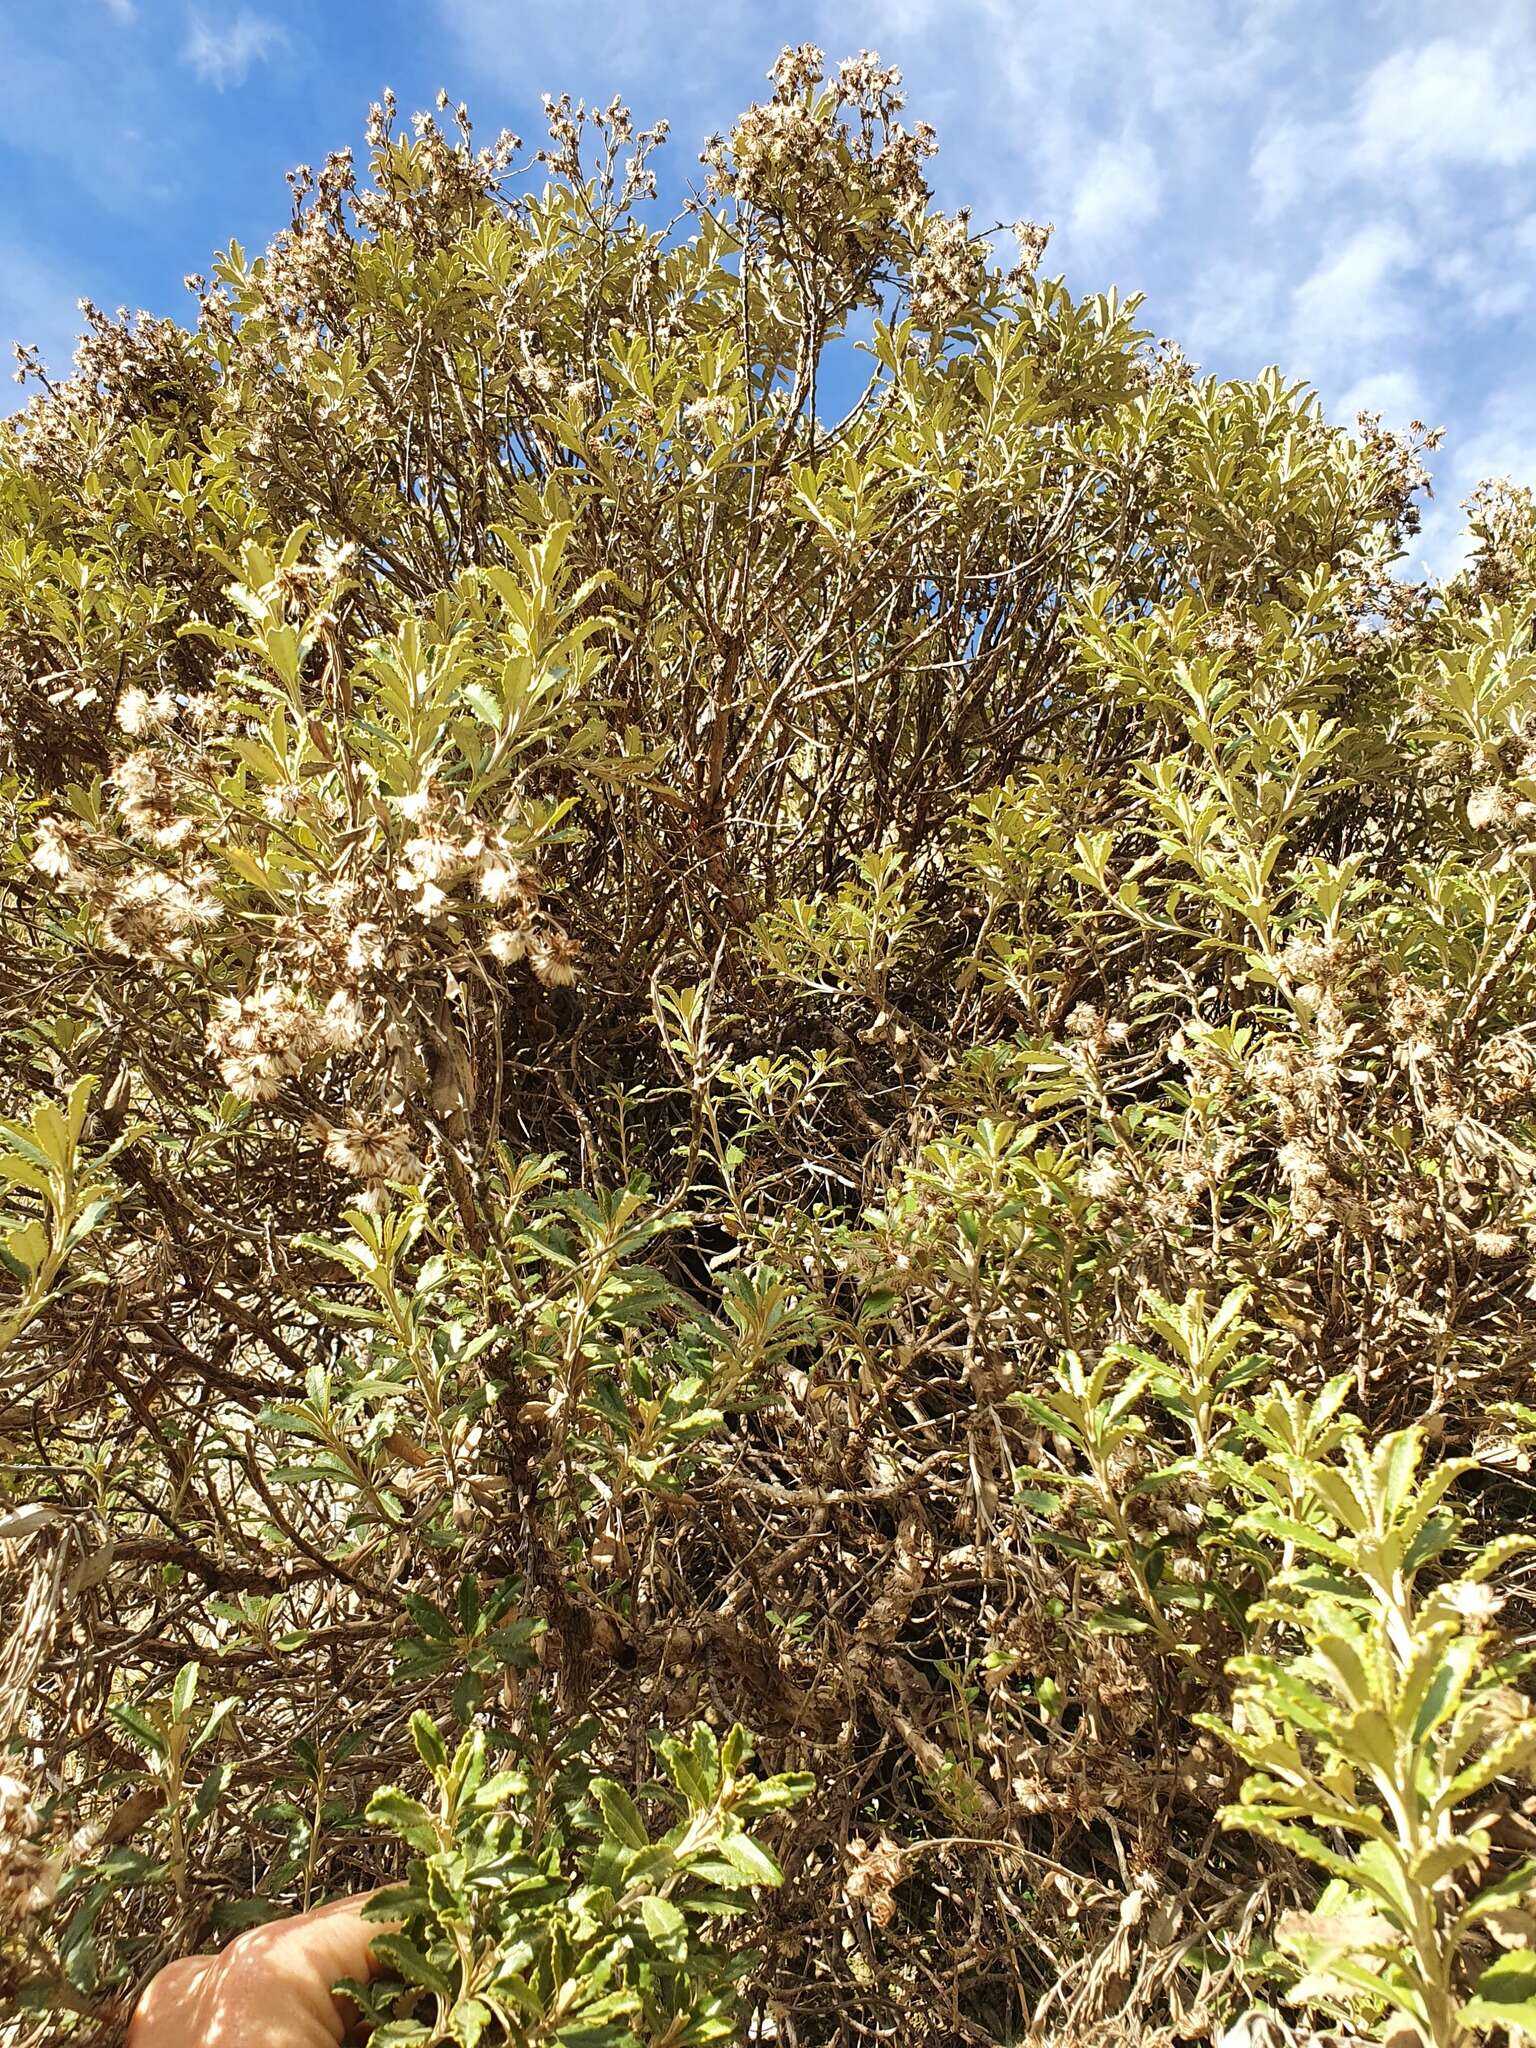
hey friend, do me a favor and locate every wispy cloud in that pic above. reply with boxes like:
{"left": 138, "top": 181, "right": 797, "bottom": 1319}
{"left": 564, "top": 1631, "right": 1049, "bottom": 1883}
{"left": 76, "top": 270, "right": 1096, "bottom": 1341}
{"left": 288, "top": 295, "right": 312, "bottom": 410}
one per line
{"left": 182, "top": 8, "right": 284, "bottom": 90}
{"left": 103, "top": 0, "right": 137, "bottom": 21}
{"left": 1067, "top": 138, "right": 1163, "bottom": 250}
{"left": 1289, "top": 221, "right": 1416, "bottom": 364}
{"left": 1433, "top": 214, "right": 1536, "bottom": 326}
{"left": 1333, "top": 366, "right": 1425, "bottom": 425}
{"left": 1176, "top": 256, "right": 1283, "bottom": 367}
{"left": 1250, "top": 116, "right": 1342, "bottom": 218}
{"left": 1251, "top": 24, "right": 1536, "bottom": 225}
{"left": 1353, "top": 37, "right": 1536, "bottom": 177}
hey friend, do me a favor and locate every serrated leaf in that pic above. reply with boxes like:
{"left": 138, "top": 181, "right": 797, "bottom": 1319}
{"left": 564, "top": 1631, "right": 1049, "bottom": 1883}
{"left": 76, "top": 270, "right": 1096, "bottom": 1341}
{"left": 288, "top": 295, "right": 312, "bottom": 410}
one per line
{"left": 368, "top": 1932, "right": 455, "bottom": 2000}
{"left": 110, "top": 1703, "right": 168, "bottom": 1760}
{"left": 736, "top": 1771, "right": 815, "bottom": 1814}
{"left": 638, "top": 1893, "right": 688, "bottom": 1960}
{"left": 411, "top": 1712, "right": 448, "bottom": 1774}
{"left": 592, "top": 1779, "right": 649, "bottom": 1851}
{"left": 366, "top": 1786, "right": 440, "bottom": 1853}
{"left": 719, "top": 1833, "right": 781, "bottom": 1886}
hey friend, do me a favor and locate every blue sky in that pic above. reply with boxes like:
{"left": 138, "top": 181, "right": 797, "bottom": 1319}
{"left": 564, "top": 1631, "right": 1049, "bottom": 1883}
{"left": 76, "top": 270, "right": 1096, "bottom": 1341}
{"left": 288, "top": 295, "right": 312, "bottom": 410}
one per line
{"left": 3, "top": 0, "right": 1534, "bottom": 571}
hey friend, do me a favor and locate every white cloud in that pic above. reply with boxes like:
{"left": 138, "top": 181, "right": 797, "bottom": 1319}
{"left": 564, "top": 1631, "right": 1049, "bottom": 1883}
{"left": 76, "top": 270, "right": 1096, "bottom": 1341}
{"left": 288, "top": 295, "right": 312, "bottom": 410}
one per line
{"left": 103, "top": 0, "right": 137, "bottom": 19}
{"left": 1332, "top": 366, "right": 1425, "bottom": 424}
{"left": 1251, "top": 29, "right": 1536, "bottom": 226}
{"left": 1289, "top": 221, "right": 1415, "bottom": 362}
{"left": 846, "top": 0, "right": 946, "bottom": 36}
{"left": 1250, "top": 116, "right": 1343, "bottom": 217}
{"left": 182, "top": 9, "right": 284, "bottom": 90}
{"left": 1067, "top": 137, "right": 1163, "bottom": 249}
{"left": 1428, "top": 212, "right": 1536, "bottom": 325}
{"left": 979, "top": 0, "right": 1280, "bottom": 123}
{"left": 1177, "top": 256, "right": 1283, "bottom": 365}
{"left": 1353, "top": 38, "right": 1536, "bottom": 177}
{"left": 432, "top": 0, "right": 697, "bottom": 102}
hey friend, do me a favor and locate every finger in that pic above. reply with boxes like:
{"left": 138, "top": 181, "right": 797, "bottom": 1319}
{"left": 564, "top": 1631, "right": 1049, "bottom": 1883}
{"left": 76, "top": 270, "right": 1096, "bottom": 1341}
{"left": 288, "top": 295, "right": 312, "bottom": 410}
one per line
{"left": 127, "top": 1955, "right": 214, "bottom": 2043}
{"left": 126, "top": 1894, "right": 404, "bottom": 2048}
{"left": 283, "top": 1891, "right": 401, "bottom": 1990}
{"left": 227, "top": 1893, "right": 405, "bottom": 2045}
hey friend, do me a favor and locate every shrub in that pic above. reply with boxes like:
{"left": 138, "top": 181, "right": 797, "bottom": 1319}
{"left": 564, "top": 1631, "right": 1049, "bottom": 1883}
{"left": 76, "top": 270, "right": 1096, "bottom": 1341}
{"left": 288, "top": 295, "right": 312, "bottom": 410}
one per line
{"left": 4, "top": 42, "right": 1536, "bottom": 2048}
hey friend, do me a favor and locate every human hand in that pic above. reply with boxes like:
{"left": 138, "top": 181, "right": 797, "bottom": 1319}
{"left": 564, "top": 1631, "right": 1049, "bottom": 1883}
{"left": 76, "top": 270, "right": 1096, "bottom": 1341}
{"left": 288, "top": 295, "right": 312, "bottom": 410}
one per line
{"left": 127, "top": 1892, "right": 389, "bottom": 2047}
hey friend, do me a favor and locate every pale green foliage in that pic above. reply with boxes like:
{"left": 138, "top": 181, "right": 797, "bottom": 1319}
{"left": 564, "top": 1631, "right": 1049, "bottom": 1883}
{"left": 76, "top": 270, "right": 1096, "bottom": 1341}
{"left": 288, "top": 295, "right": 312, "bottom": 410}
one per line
{"left": 2, "top": 43, "right": 1535, "bottom": 2048}
{"left": 108, "top": 1663, "right": 240, "bottom": 1904}
{"left": 0, "top": 1077, "right": 128, "bottom": 1359}
{"left": 343, "top": 1708, "right": 811, "bottom": 2046}
{"left": 1206, "top": 1430, "right": 1536, "bottom": 2047}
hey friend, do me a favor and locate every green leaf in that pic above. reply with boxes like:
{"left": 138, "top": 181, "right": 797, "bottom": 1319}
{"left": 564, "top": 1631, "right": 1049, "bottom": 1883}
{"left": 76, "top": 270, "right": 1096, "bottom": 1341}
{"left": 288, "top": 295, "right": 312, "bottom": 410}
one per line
{"left": 736, "top": 1771, "right": 815, "bottom": 1814}
{"left": 1444, "top": 1719, "right": 1536, "bottom": 1809}
{"left": 591, "top": 1779, "right": 649, "bottom": 1852}
{"left": 411, "top": 1712, "right": 449, "bottom": 1775}
{"left": 718, "top": 1833, "right": 782, "bottom": 1887}
{"left": 451, "top": 1998, "right": 493, "bottom": 2048}
{"left": 190, "top": 1696, "right": 239, "bottom": 1756}
{"left": 368, "top": 1932, "right": 456, "bottom": 2000}
{"left": 62, "top": 1194, "right": 115, "bottom": 1251}
{"left": 109, "top": 1703, "right": 168, "bottom": 1761}
{"left": 469, "top": 1770, "right": 527, "bottom": 1811}
{"left": 171, "top": 1662, "right": 201, "bottom": 1722}
{"left": 191, "top": 1761, "right": 229, "bottom": 1823}
{"left": 462, "top": 683, "right": 504, "bottom": 728}
{"left": 1463, "top": 1948, "right": 1536, "bottom": 2032}
{"left": 656, "top": 1737, "right": 711, "bottom": 1807}
{"left": 365, "top": 1787, "right": 441, "bottom": 1853}
{"left": 637, "top": 1893, "right": 689, "bottom": 1961}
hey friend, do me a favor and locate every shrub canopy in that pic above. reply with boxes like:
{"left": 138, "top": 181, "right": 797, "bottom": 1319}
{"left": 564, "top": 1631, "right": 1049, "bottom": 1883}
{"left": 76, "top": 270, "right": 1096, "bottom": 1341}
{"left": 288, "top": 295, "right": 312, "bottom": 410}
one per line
{"left": 6, "top": 44, "right": 1536, "bottom": 2048}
